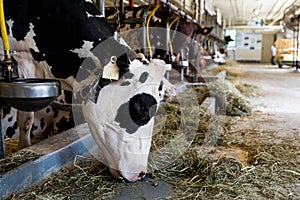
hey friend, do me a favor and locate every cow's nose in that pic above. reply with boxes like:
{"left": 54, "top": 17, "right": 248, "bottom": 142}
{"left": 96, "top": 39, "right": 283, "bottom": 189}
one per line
{"left": 138, "top": 171, "right": 146, "bottom": 178}
{"left": 120, "top": 170, "right": 147, "bottom": 182}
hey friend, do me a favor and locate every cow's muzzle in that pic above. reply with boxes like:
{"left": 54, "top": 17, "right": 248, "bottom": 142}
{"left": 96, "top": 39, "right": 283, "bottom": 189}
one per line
{"left": 109, "top": 168, "right": 147, "bottom": 182}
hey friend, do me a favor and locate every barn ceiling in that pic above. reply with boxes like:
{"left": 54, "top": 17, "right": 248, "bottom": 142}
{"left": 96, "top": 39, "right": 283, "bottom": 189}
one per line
{"left": 105, "top": 0, "right": 300, "bottom": 30}
{"left": 213, "top": 0, "right": 299, "bottom": 26}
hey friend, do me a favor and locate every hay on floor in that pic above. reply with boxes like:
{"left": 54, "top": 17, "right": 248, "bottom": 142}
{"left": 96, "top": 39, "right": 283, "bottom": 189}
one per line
{"left": 6, "top": 82, "right": 299, "bottom": 200}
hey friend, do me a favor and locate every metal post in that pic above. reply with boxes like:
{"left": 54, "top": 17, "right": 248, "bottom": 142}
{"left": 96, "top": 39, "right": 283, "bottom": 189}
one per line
{"left": 165, "top": 21, "right": 169, "bottom": 54}
{"left": 97, "top": 0, "right": 105, "bottom": 17}
{"left": 0, "top": 107, "right": 5, "bottom": 158}
{"left": 142, "top": 21, "right": 147, "bottom": 57}
{"left": 120, "top": 0, "right": 125, "bottom": 18}
{"left": 293, "top": 29, "right": 297, "bottom": 68}
{"left": 296, "top": 16, "right": 300, "bottom": 72}
{"left": 165, "top": 21, "right": 170, "bottom": 80}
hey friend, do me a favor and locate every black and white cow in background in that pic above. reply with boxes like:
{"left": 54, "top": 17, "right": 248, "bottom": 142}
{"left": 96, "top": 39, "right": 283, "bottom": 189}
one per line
{"left": 105, "top": 5, "right": 214, "bottom": 77}
{"left": 0, "top": 0, "right": 169, "bottom": 182}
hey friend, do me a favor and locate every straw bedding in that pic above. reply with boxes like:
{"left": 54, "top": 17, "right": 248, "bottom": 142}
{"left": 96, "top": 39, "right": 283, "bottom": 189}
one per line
{"left": 5, "top": 79, "right": 299, "bottom": 199}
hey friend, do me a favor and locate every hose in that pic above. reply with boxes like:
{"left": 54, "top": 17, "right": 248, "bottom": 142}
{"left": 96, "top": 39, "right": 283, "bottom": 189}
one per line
{"left": 168, "top": 16, "right": 179, "bottom": 55}
{"left": 0, "top": 0, "right": 10, "bottom": 59}
{"left": 146, "top": 4, "right": 161, "bottom": 59}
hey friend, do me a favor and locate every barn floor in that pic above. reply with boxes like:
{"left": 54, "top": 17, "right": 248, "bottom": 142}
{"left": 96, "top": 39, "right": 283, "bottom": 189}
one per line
{"left": 3, "top": 62, "right": 300, "bottom": 199}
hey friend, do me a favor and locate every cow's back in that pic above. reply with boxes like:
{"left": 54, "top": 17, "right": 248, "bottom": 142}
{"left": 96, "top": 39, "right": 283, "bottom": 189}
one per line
{"left": 2, "top": 0, "right": 116, "bottom": 80}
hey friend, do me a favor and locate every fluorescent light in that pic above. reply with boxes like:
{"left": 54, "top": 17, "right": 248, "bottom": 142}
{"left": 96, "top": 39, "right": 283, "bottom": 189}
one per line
{"left": 257, "top": 0, "right": 263, "bottom": 5}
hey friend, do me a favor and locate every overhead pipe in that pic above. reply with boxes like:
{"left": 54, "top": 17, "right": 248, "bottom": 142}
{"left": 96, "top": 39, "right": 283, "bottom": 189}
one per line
{"left": 159, "top": 0, "right": 193, "bottom": 21}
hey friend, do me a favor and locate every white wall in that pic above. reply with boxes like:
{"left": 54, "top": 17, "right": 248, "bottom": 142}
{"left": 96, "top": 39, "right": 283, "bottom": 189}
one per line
{"left": 235, "top": 31, "right": 262, "bottom": 61}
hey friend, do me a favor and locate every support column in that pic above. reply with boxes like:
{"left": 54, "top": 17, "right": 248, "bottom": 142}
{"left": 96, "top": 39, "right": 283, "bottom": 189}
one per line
{"left": 97, "top": 0, "right": 105, "bottom": 17}
{"left": 0, "top": 107, "right": 5, "bottom": 158}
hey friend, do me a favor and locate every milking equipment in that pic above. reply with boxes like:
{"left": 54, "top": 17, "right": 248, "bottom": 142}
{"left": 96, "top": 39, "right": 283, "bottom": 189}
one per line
{"left": 0, "top": 0, "right": 61, "bottom": 158}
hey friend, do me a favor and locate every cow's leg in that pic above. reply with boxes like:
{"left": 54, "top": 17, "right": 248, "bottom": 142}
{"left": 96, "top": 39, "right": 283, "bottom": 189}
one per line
{"left": 17, "top": 111, "right": 34, "bottom": 148}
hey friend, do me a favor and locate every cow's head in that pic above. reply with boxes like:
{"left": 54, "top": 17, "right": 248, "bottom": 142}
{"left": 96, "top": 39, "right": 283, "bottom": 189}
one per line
{"left": 82, "top": 59, "right": 166, "bottom": 182}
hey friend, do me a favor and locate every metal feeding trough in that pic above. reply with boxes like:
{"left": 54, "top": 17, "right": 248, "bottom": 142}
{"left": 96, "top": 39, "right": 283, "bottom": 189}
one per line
{"left": 0, "top": 78, "right": 61, "bottom": 112}
{"left": 172, "top": 48, "right": 189, "bottom": 82}
{"left": 0, "top": 1, "right": 62, "bottom": 159}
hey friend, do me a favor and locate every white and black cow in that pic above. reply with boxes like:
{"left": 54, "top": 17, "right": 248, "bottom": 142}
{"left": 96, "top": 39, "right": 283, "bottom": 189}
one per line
{"left": 0, "top": 0, "right": 167, "bottom": 182}
{"left": 106, "top": 5, "right": 214, "bottom": 78}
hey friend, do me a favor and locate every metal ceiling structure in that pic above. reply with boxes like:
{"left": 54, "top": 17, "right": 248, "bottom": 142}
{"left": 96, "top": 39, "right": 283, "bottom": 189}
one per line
{"left": 213, "top": 0, "right": 298, "bottom": 26}
{"left": 105, "top": 0, "right": 300, "bottom": 32}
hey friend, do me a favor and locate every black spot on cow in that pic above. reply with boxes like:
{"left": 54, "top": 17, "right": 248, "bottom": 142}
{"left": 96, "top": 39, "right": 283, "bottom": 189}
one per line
{"left": 46, "top": 107, "right": 51, "bottom": 114}
{"left": 53, "top": 109, "right": 59, "bottom": 118}
{"left": 115, "top": 93, "right": 157, "bottom": 134}
{"left": 54, "top": 116, "right": 75, "bottom": 134}
{"left": 30, "top": 48, "right": 45, "bottom": 62}
{"left": 121, "top": 81, "right": 131, "bottom": 86}
{"left": 2, "top": 106, "right": 12, "bottom": 118}
{"left": 63, "top": 90, "right": 73, "bottom": 103}
{"left": 6, "top": 121, "right": 19, "bottom": 138}
{"left": 159, "top": 80, "right": 163, "bottom": 91}
{"left": 31, "top": 123, "right": 38, "bottom": 132}
{"left": 7, "top": 116, "right": 13, "bottom": 123}
{"left": 139, "top": 72, "right": 148, "bottom": 83}
{"left": 123, "top": 72, "right": 134, "bottom": 79}
{"left": 40, "top": 118, "right": 45, "bottom": 129}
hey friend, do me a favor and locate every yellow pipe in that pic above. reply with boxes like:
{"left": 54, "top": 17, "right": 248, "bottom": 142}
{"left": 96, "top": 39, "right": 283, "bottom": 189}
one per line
{"left": 146, "top": 4, "right": 161, "bottom": 59}
{"left": 207, "top": 38, "right": 212, "bottom": 54}
{"left": 168, "top": 16, "right": 179, "bottom": 55}
{"left": 0, "top": 0, "right": 10, "bottom": 58}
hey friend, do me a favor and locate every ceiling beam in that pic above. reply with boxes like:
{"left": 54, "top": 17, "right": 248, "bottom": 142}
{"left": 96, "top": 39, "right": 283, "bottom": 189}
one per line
{"left": 268, "top": 0, "right": 297, "bottom": 26}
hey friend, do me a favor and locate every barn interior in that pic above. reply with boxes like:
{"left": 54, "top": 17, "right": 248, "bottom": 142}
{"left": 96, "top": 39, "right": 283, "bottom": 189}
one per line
{"left": 0, "top": 0, "right": 300, "bottom": 199}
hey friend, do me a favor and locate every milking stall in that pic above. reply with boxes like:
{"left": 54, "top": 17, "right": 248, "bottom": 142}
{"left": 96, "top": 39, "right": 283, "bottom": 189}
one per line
{"left": 0, "top": 0, "right": 299, "bottom": 199}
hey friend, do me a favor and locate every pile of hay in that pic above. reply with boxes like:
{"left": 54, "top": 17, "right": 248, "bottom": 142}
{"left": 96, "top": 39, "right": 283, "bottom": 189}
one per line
{"left": 9, "top": 156, "right": 121, "bottom": 200}
{"left": 10, "top": 90, "right": 230, "bottom": 200}
{"left": 7, "top": 82, "right": 299, "bottom": 200}
{"left": 234, "top": 82, "right": 259, "bottom": 97}
{"left": 0, "top": 149, "right": 41, "bottom": 174}
{"left": 152, "top": 126, "right": 299, "bottom": 199}
{"left": 179, "top": 80, "right": 253, "bottom": 116}
{"left": 207, "top": 80, "right": 252, "bottom": 116}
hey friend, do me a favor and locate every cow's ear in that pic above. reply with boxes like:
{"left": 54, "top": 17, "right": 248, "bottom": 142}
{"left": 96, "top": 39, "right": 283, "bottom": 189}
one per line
{"left": 195, "top": 26, "right": 204, "bottom": 34}
{"left": 196, "top": 26, "right": 213, "bottom": 35}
